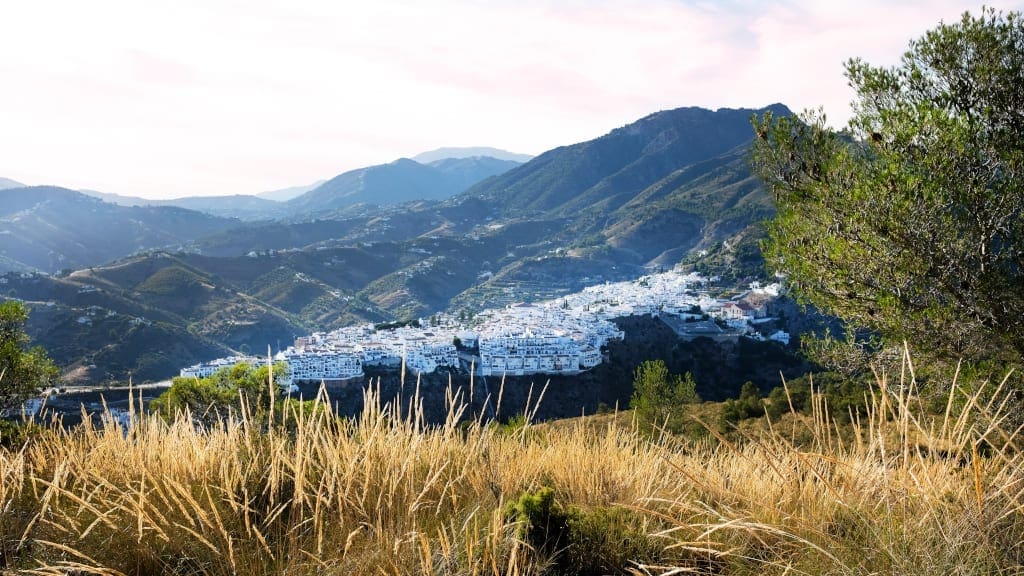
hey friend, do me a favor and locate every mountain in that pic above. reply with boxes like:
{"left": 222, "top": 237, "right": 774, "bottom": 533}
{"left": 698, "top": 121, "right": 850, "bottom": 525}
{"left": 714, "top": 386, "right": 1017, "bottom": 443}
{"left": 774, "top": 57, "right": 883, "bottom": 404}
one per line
{"left": 154, "top": 195, "right": 284, "bottom": 220}
{"left": 196, "top": 104, "right": 790, "bottom": 306}
{"left": 0, "top": 187, "right": 241, "bottom": 273}
{"left": 0, "top": 177, "right": 25, "bottom": 189}
{"left": 285, "top": 156, "right": 522, "bottom": 216}
{"left": 79, "top": 190, "right": 151, "bottom": 206}
{"left": 428, "top": 156, "right": 523, "bottom": 190}
{"left": 80, "top": 190, "right": 285, "bottom": 221}
{"left": 413, "top": 147, "right": 534, "bottom": 163}
{"left": 458, "top": 105, "right": 789, "bottom": 218}
{"left": 257, "top": 181, "right": 326, "bottom": 202}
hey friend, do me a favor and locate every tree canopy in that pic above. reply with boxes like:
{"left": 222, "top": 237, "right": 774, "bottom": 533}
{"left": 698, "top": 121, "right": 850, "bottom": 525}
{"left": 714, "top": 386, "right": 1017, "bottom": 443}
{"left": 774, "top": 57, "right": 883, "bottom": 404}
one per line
{"left": 152, "top": 361, "right": 288, "bottom": 425}
{"left": 752, "top": 8, "right": 1024, "bottom": 363}
{"left": 0, "top": 300, "right": 59, "bottom": 411}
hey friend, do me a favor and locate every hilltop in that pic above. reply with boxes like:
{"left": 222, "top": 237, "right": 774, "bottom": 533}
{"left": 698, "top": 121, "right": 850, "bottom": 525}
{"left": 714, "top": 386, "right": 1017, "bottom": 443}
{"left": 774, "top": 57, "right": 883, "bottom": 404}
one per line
{"left": 2, "top": 355, "right": 1020, "bottom": 575}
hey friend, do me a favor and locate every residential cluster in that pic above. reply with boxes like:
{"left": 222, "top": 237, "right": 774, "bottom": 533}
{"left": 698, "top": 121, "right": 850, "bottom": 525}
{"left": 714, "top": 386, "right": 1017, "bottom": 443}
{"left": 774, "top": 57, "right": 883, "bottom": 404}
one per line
{"left": 472, "top": 305, "right": 622, "bottom": 376}
{"left": 277, "top": 325, "right": 458, "bottom": 385}
{"left": 178, "top": 270, "right": 790, "bottom": 385}
{"left": 179, "top": 355, "right": 263, "bottom": 379}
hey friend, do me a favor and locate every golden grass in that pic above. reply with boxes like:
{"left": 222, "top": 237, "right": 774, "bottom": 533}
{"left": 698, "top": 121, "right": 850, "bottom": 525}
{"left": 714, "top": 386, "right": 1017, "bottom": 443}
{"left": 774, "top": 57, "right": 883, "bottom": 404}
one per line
{"left": 1, "top": 352, "right": 1022, "bottom": 575}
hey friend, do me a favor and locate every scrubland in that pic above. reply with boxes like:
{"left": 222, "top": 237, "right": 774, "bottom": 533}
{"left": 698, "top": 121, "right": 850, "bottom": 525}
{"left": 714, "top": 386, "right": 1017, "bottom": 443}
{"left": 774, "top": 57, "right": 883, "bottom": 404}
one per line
{"left": 1, "top": 355, "right": 1022, "bottom": 575}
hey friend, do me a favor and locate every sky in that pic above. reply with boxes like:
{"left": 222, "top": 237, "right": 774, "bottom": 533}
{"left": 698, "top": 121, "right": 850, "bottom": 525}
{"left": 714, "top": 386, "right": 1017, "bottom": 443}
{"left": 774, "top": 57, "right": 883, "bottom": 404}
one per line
{"left": 2, "top": 1, "right": 1021, "bottom": 200}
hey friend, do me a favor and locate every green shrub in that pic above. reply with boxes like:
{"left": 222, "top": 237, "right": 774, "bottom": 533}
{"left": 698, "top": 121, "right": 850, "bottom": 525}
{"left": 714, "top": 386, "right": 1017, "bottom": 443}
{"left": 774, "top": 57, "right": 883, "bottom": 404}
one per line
{"left": 720, "top": 381, "right": 765, "bottom": 426}
{"left": 0, "top": 419, "right": 46, "bottom": 450}
{"left": 504, "top": 487, "right": 571, "bottom": 561}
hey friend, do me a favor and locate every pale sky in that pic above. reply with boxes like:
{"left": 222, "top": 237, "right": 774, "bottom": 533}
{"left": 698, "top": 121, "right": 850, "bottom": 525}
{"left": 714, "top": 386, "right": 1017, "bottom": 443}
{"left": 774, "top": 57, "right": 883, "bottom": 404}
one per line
{"left": 2, "top": 1, "right": 1020, "bottom": 199}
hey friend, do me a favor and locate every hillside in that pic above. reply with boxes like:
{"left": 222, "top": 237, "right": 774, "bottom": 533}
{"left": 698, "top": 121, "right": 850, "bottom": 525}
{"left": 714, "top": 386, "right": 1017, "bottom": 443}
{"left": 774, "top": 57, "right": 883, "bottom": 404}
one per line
{"left": 0, "top": 187, "right": 241, "bottom": 273}
{"left": 3, "top": 355, "right": 1020, "bottom": 575}
{"left": 428, "top": 156, "right": 522, "bottom": 190}
{"left": 457, "top": 105, "right": 788, "bottom": 217}
{"left": 3, "top": 243, "right": 445, "bottom": 382}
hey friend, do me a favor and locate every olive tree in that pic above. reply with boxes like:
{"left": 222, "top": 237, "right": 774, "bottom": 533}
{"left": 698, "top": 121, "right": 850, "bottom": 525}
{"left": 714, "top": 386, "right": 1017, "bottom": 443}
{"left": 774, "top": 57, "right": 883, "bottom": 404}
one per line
{"left": 752, "top": 8, "right": 1024, "bottom": 363}
{"left": 0, "top": 300, "right": 59, "bottom": 411}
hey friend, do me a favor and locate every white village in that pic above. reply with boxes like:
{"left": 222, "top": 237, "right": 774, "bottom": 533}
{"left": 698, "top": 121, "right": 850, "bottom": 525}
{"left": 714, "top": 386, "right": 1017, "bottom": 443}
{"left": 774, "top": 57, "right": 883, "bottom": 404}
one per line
{"left": 180, "top": 270, "right": 790, "bottom": 387}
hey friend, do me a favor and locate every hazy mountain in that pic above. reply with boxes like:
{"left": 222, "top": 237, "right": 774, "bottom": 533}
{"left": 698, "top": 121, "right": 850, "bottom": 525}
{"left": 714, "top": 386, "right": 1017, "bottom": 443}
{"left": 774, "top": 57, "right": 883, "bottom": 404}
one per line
{"left": 79, "top": 190, "right": 151, "bottom": 206}
{"left": 0, "top": 187, "right": 241, "bottom": 273}
{"left": 428, "top": 156, "right": 523, "bottom": 190}
{"left": 413, "top": 147, "right": 533, "bottom": 163}
{"left": 0, "top": 177, "right": 25, "bottom": 189}
{"left": 257, "top": 180, "right": 326, "bottom": 202}
{"left": 285, "top": 156, "right": 522, "bottom": 216}
{"left": 157, "top": 195, "right": 284, "bottom": 220}
{"left": 79, "top": 190, "right": 284, "bottom": 221}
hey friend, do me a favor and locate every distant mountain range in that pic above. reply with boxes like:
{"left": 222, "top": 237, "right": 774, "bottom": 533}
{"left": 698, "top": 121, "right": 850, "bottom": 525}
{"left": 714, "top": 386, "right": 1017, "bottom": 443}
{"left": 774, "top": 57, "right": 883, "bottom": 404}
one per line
{"left": 285, "top": 156, "right": 522, "bottom": 216}
{"left": 83, "top": 191, "right": 286, "bottom": 221}
{"left": 0, "top": 187, "right": 240, "bottom": 274}
{"left": 2, "top": 106, "right": 791, "bottom": 383}
{"left": 413, "top": 147, "right": 533, "bottom": 163}
{"left": 73, "top": 153, "right": 525, "bottom": 221}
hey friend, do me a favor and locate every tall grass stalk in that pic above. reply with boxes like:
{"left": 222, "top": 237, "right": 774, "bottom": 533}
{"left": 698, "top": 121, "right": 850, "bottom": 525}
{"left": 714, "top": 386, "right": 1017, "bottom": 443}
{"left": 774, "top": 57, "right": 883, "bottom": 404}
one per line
{"left": 0, "top": 351, "right": 1020, "bottom": 575}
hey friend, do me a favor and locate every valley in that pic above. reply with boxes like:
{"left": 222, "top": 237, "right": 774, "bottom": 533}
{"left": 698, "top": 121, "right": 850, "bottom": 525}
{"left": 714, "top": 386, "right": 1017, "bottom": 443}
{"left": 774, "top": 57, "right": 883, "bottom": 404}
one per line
{"left": 1, "top": 104, "right": 792, "bottom": 386}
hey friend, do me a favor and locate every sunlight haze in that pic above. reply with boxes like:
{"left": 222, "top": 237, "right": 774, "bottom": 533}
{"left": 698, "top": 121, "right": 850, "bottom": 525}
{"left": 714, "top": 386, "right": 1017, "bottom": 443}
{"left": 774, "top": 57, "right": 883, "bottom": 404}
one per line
{"left": 2, "top": 0, "right": 1019, "bottom": 199}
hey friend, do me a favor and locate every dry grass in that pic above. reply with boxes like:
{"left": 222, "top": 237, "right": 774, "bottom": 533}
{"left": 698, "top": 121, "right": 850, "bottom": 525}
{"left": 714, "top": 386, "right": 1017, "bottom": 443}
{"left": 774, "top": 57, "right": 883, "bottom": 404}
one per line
{"left": 0, "top": 352, "right": 1022, "bottom": 575}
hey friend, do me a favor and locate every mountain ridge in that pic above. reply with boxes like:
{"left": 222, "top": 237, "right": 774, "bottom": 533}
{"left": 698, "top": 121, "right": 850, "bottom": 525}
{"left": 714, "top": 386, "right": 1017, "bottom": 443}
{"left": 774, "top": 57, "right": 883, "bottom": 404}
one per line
{"left": 285, "top": 156, "right": 523, "bottom": 215}
{"left": 456, "top": 104, "right": 789, "bottom": 217}
{"left": 0, "top": 187, "right": 242, "bottom": 274}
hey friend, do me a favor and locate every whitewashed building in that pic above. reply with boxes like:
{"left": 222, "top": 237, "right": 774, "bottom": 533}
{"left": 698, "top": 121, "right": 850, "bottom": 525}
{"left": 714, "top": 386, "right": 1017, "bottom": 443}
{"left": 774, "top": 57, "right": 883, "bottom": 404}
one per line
{"left": 279, "top": 347, "right": 364, "bottom": 383}
{"left": 180, "top": 356, "right": 261, "bottom": 379}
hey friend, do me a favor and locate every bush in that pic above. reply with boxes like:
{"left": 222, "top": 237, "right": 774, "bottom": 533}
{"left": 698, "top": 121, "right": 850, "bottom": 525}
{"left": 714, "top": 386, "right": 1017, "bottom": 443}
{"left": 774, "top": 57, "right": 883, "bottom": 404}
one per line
{"left": 504, "top": 487, "right": 571, "bottom": 560}
{"left": 720, "top": 381, "right": 765, "bottom": 426}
